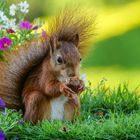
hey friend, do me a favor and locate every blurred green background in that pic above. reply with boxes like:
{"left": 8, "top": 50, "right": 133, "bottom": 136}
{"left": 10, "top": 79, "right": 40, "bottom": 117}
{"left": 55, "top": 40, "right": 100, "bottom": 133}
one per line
{"left": 10, "top": 0, "right": 140, "bottom": 88}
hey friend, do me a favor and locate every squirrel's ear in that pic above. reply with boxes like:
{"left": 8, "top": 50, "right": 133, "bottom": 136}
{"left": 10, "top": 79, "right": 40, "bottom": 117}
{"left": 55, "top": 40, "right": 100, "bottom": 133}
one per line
{"left": 71, "top": 34, "right": 79, "bottom": 47}
{"left": 49, "top": 36, "right": 57, "bottom": 53}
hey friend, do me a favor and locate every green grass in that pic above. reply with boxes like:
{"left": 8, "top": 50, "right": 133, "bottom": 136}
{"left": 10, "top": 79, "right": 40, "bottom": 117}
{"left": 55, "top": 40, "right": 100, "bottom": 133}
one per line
{"left": 1, "top": 81, "right": 140, "bottom": 140}
{"left": 1, "top": 1, "right": 139, "bottom": 139}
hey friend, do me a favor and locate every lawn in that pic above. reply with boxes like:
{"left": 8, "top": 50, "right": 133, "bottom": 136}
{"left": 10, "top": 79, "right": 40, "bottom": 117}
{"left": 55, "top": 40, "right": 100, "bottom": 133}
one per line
{"left": 1, "top": 82, "right": 140, "bottom": 139}
{"left": 1, "top": 1, "right": 140, "bottom": 139}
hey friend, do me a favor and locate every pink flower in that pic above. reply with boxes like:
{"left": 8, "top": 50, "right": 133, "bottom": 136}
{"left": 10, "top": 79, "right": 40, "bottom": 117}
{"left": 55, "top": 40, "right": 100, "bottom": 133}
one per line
{"left": 32, "top": 25, "right": 39, "bottom": 30}
{"left": 0, "top": 37, "right": 12, "bottom": 50}
{"left": 6, "top": 28, "right": 15, "bottom": 33}
{"left": 19, "top": 21, "right": 32, "bottom": 30}
{"left": 42, "top": 30, "right": 49, "bottom": 40}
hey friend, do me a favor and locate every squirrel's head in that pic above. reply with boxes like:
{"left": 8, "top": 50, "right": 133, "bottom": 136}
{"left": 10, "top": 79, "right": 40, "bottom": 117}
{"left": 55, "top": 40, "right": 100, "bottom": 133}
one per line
{"left": 48, "top": 34, "right": 81, "bottom": 82}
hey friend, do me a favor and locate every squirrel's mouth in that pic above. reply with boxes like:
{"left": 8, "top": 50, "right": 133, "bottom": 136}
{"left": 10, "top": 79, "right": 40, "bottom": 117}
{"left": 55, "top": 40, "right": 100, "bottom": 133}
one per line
{"left": 57, "top": 75, "right": 70, "bottom": 84}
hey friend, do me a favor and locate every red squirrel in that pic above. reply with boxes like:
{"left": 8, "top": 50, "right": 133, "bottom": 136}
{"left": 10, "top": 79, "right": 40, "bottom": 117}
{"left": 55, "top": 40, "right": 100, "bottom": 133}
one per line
{"left": 0, "top": 8, "right": 95, "bottom": 124}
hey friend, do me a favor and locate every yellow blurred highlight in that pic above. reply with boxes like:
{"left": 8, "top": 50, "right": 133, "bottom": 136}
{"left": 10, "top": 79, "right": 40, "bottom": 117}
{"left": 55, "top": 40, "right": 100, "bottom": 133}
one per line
{"left": 38, "top": 1, "right": 140, "bottom": 43}
{"left": 96, "top": 1, "right": 140, "bottom": 41}
{"left": 81, "top": 67, "right": 140, "bottom": 90}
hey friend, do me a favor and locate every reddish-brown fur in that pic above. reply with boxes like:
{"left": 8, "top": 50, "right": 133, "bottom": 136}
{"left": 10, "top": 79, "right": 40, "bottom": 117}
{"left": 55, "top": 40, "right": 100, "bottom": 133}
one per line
{"left": 0, "top": 8, "right": 95, "bottom": 123}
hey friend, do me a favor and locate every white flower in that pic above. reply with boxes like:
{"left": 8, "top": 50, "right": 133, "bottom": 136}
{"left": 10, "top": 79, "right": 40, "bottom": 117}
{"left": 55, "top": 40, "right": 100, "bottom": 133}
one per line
{"left": 18, "top": 1, "right": 29, "bottom": 14}
{"left": 4, "top": 18, "right": 16, "bottom": 30}
{"left": 9, "top": 4, "right": 17, "bottom": 16}
{"left": 80, "top": 74, "right": 88, "bottom": 83}
{"left": 0, "top": 10, "right": 8, "bottom": 21}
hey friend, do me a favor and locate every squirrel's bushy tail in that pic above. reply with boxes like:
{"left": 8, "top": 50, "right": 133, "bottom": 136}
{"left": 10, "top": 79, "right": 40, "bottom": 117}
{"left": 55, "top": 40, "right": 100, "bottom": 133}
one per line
{"left": 0, "top": 7, "right": 96, "bottom": 109}
{"left": 0, "top": 39, "right": 48, "bottom": 109}
{"left": 47, "top": 7, "right": 96, "bottom": 56}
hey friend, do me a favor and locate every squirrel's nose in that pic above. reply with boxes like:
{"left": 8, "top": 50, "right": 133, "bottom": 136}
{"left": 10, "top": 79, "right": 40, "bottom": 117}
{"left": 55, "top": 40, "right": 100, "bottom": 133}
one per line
{"left": 69, "top": 73, "right": 75, "bottom": 77}
{"left": 68, "top": 71, "right": 75, "bottom": 77}
{"left": 67, "top": 68, "right": 75, "bottom": 77}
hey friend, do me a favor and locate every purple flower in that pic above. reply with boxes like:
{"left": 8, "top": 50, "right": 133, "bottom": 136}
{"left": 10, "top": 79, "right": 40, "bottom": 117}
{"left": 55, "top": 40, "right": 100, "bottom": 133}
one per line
{"left": 6, "top": 28, "right": 15, "bottom": 34}
{"left": 2, "top": 111, "right": 6, "bottom": 116}
{"left": 32, "top": 25, "right": 39, "bottom": 30}
{"left": 12, "top": 109, "right": 17, "bottom": 112}
{"left": 0, "top": 37, "right": 12, "bottom": 50}
{"left": 19, "top": 21, "right": 32, "bottom": 30}
{"left": 18, "top": 119, "right": 24, "bottom": 124}
{"left": 42, "top": 30, "right": 49, "bottom": 40}
{"left": 0, "top": 98, "right": 6, "bottom": 109}
{"left": 0, "top": 130, "right": 6, "bottom": 140}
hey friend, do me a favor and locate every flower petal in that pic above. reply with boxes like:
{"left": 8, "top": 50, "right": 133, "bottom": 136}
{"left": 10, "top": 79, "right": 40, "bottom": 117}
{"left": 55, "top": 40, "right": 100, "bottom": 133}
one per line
{"left": 0, "top": 37, "right": 12, "bottom": 50}
{"left": 0, "top": 130, "right": 6, "bottom": 140}
{"left": 0, "top": 98, "right": 6, "bottom": 109}
{"left": 19, "top": 21, "right": 32, "bottom": 30}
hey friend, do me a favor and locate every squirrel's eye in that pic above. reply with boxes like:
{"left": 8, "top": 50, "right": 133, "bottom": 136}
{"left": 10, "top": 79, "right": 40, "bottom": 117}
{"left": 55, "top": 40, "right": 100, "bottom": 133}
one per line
{"left": 56, "top": 56, "right": 63, "bottom": 64}
{"left": 80, "top": 58, "right": 82, "bottom": 61}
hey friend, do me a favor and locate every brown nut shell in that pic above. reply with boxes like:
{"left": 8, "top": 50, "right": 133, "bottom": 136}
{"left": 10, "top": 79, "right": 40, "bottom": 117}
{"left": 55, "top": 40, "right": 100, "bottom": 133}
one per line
{"left": 67, "top": 79, "right": 81, "bottom": 93}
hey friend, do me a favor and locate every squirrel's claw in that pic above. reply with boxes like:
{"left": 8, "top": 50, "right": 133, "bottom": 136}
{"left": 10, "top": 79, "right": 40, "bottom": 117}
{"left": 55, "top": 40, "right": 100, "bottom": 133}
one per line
{"left": 60, "top": 83, "right": 76, "bottom": 98}
{"left": 78, "top": 80, "right": 85, "bottom": 94}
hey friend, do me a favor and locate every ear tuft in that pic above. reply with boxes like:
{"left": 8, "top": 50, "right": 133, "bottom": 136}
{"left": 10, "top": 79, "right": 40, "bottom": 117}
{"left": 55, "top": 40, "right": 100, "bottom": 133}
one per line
{"left": 49, "top": 35, "right": 58, "bottom": 53}
{"left": 50, "top": 36, "right": 57, "bottom": 49}
{"left": 71, "top": 34, "right": 79, "bottom": 47}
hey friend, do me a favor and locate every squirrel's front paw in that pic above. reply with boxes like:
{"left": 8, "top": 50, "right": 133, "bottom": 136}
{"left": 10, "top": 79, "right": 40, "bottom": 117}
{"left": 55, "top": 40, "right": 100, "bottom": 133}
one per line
{"left": 60, "top": 83, "right": 76, "bottom": 98}
{"left": 67, "top": 79, "right": 85, "bottom": 94}
{"left": 78, "top": 80, "right": 85, "bottom": 93}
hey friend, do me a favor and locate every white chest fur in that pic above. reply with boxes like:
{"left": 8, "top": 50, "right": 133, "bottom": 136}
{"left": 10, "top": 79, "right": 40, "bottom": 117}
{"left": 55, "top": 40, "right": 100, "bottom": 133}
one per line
{"left": 50, "top": 95, "right": 68, "bottom": 120}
